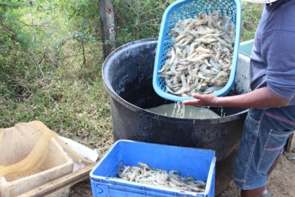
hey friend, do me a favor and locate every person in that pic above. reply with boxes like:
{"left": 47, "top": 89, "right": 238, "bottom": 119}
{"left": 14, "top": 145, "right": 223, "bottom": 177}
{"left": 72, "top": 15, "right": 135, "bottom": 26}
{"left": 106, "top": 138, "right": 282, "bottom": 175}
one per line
{"left": 183, "top": 0, "right": 295, "bottom": 197}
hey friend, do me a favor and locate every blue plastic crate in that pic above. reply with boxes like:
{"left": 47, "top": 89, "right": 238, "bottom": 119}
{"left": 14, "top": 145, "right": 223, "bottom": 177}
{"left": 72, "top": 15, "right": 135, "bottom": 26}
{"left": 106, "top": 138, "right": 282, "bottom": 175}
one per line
{"left": 90, "top": 140, "right": 216, "bottom": 197}
{"left": 153, "top": 0, "right": 242, "bottom": 102}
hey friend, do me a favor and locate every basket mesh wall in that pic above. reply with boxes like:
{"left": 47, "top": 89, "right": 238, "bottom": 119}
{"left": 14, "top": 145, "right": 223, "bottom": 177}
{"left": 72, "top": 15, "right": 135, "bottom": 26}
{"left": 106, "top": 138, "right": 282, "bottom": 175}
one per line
{"left": 155, "top": 0, "right": 239, "bottom": 100}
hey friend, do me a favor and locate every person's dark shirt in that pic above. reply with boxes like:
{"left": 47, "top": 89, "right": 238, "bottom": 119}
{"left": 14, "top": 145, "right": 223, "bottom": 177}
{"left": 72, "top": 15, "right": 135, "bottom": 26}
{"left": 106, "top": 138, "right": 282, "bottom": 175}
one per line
{"left": 250, "top": 0, "right": 295, "bottom": 105}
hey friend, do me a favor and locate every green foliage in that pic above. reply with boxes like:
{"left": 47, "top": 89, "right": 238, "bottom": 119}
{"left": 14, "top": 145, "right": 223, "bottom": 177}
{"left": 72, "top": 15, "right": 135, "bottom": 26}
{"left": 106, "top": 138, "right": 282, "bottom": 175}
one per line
{"left": 0, "top": 0, "right": 263, "bottom": 150}
{"left": 0, "top": 0, "right": 29, "bottom": 10}
{"left": 114, "top": 0, "right": 171, "bottom": 44}
{"left": 0, "top": 0, "right": 106, "bottom": 147}
{"left": 0, "top": 0, "right": 31, "bottom": 46}
{"left": 241, "top": 2, "right": 263, "bottom": 41}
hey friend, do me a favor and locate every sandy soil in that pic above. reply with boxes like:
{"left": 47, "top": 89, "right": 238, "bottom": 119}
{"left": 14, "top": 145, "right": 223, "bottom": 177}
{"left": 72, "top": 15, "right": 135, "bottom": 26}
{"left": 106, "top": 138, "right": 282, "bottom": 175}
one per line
{"left": 220, "top": 151, "right": 295, "bottom": 197}
{"left": 69, "top": 150, "right": 295, "bottom": 197}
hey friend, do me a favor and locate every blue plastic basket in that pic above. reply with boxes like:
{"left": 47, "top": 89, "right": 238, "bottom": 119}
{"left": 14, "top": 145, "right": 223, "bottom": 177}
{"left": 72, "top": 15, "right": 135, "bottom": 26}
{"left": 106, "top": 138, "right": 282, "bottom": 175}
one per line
{"left": 90, "top": 140, "right": 216, "bottom": 197}
{"left": 153, "top": 0, "right": 241, "bottom": 102}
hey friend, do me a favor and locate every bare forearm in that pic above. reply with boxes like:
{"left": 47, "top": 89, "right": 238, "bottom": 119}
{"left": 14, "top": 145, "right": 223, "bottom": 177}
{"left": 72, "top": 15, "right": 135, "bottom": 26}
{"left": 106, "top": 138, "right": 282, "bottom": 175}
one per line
{"left": 214, "top": 87, "right": 290, "bottom": 108}
{"left": 183, "top": 87, "right": 291, "bottom": 108}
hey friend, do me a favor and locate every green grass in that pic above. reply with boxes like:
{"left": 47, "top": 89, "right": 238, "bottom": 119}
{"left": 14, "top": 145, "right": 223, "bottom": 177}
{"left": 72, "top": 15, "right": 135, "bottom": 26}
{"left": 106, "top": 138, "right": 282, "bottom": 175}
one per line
{"left": 241, "top": 2, "right": 264, "bottom": 41}
{"left": 0, "top": 1, "right": 263, "bottom": 156}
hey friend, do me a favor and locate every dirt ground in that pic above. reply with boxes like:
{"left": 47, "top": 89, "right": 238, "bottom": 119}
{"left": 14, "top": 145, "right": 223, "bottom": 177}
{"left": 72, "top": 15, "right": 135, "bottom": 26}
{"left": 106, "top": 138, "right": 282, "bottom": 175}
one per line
{"left": 69, "top": 150, "right": 295, "bottom": 197}
{"left": 219, "top": 151, "right": 295, "bottom": 197}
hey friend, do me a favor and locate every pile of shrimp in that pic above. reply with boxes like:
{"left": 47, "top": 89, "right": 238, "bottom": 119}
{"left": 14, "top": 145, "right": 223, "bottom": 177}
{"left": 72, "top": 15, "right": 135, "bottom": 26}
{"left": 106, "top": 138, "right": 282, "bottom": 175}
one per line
{"left": 116, "top": 162, "right": 206, "bottom": 193}
{"left": 158, "top": 11, "right": 235, "bottom": 96}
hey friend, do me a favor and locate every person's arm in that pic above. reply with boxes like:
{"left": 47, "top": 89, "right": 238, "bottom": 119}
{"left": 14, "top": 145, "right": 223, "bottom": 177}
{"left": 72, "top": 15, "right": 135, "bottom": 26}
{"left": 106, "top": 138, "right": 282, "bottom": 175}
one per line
{"left": 182, "top": 87, "right": 291, "bottom": 108}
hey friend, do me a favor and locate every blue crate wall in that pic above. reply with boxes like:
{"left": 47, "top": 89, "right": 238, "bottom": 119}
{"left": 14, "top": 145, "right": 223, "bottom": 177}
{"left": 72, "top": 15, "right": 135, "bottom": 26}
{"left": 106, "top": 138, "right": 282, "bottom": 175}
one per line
{"left": 90, "top": 140, "right": 216, "bottom": 197}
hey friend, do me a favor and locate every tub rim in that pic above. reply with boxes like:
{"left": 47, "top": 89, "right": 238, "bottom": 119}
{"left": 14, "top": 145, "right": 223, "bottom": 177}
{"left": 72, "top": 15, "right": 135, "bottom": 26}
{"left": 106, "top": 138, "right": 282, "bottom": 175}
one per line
{"left": 102, "top": 38, "right": 249, "bottom": 124}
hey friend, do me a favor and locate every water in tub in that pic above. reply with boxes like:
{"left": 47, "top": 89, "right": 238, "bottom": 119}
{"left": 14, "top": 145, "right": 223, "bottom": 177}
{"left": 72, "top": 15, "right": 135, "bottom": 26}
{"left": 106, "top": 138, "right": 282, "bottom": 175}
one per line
{"left": 146, "top": 102, "right": 220, "bottom": 119}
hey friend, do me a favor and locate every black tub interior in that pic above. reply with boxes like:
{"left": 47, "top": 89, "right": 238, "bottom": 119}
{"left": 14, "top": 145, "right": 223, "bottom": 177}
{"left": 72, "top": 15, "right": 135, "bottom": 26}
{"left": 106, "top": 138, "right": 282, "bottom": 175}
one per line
{"left": 106, "top": 39, "right": 246, "bottom": 117}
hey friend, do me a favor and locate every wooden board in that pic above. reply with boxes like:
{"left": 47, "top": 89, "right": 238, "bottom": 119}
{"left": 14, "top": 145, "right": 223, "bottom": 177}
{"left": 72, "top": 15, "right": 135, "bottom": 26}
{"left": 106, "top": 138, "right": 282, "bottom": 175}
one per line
{"left": 16, "top": 164, "right": 96, "bottom": 197}
{"left": 286, "top": 132, "right": 295, "bottom": 152}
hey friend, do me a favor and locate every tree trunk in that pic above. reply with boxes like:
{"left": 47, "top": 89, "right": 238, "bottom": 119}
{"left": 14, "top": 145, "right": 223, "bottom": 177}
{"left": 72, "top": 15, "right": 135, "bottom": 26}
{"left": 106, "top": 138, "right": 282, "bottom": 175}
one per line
{"left": 99, "top": 0, "right": 117, "bottom": 59}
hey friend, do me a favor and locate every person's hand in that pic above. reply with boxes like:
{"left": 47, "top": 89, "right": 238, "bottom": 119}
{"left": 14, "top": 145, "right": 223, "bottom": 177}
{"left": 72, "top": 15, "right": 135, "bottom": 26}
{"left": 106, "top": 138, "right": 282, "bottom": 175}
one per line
{"left": 182, "top": 93, "right": 218, "bottom": 106}
{"left": 182, "top": 87, "right": 292, "bottom": 108}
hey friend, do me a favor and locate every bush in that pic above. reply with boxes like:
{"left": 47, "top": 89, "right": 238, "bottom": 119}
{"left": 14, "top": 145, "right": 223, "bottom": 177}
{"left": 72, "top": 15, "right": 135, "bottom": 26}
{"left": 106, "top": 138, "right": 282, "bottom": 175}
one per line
{"left": 0, "top": 0, "right": 263, "bottom": 151}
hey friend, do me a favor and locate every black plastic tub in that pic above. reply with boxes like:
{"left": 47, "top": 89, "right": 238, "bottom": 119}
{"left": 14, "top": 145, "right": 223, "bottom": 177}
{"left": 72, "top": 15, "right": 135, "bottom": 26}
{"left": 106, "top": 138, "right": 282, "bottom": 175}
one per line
{"left": 102, "top": 38, "right": 248, "bottom": 196}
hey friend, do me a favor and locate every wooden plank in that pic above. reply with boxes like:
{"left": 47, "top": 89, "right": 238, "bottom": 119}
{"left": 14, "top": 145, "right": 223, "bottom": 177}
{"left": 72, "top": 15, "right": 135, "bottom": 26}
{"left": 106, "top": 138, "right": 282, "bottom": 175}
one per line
{"left": 16, "top": 164, "right": 96, "bottom": 197}
{"left": 286, "top": 133, "right": 295, "bottom": 152}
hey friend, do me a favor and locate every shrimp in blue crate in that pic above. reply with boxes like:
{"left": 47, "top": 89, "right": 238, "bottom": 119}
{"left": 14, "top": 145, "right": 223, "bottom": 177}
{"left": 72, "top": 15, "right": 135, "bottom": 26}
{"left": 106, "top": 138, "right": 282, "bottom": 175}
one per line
{"left": 117, "top": 162, "right": 206, "bottom": 193}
